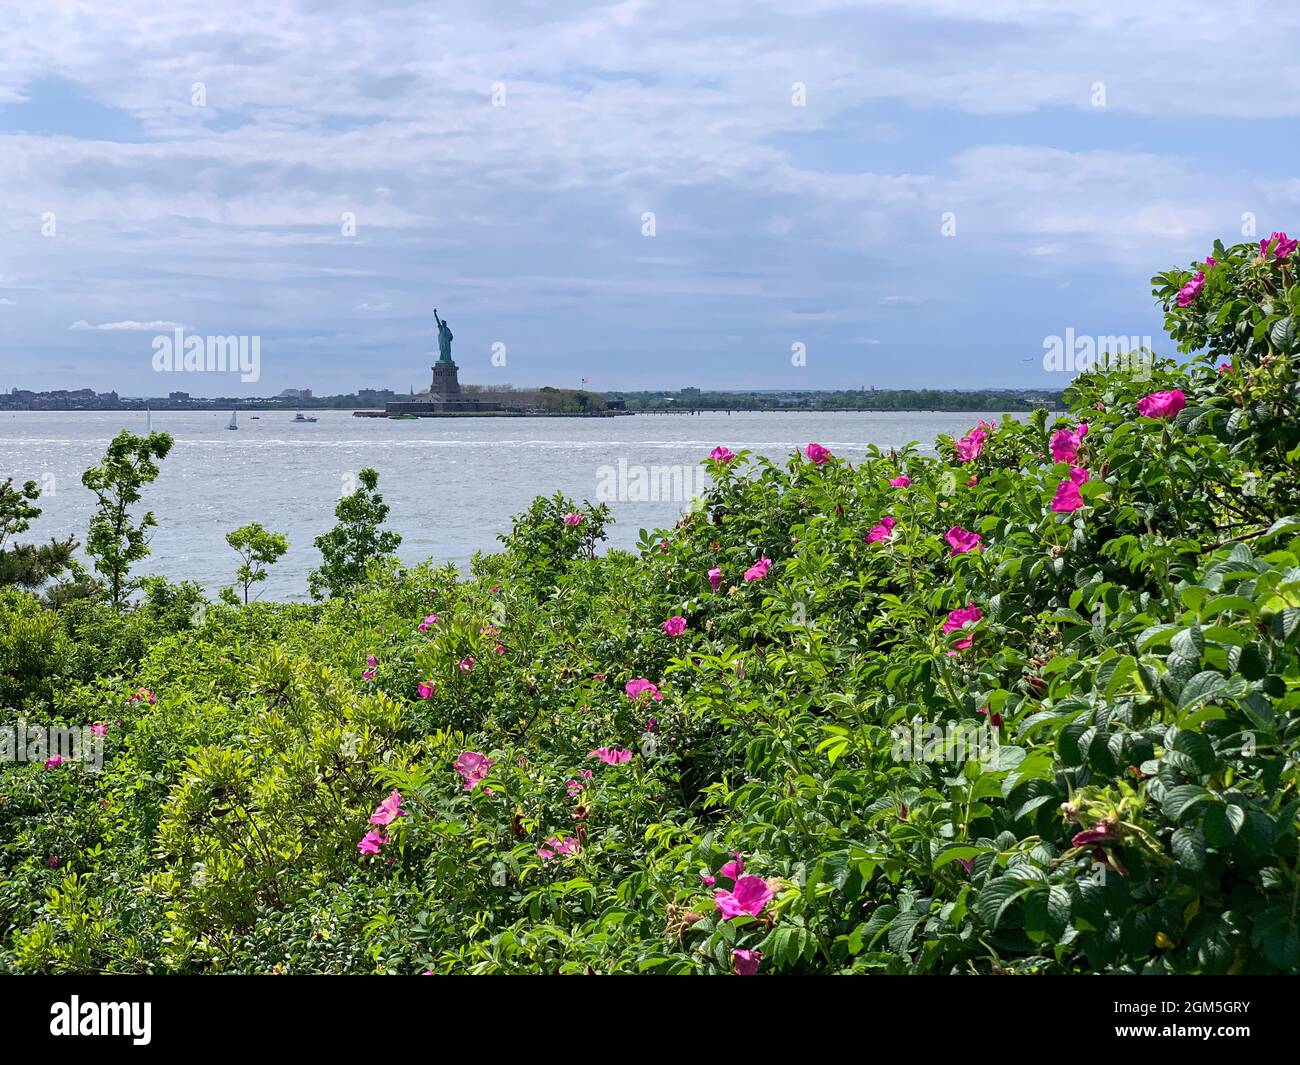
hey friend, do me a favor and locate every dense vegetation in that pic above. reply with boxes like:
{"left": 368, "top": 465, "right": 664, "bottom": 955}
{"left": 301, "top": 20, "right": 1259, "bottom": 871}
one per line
{"left": 1, "top": 235, "right": 1299, "bottom": 974}
{"left": 613, "top": 387, "right": 1065, "bottom": 412}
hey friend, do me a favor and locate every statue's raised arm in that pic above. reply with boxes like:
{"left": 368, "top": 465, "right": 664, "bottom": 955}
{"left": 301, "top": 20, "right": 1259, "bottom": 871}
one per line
{"left": 434, "top": 309, "right": 454, "bottom": 363}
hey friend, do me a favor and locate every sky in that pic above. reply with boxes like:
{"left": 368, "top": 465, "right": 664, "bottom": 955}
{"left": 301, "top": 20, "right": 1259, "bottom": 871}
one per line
{"left": 1, "top": 0, "right": 1297, "bottom": 397}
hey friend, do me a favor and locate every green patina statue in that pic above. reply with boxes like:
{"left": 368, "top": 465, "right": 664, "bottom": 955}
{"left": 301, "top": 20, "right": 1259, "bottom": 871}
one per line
{"left": 434, "top": 308, "right": 454, "bottom": 364}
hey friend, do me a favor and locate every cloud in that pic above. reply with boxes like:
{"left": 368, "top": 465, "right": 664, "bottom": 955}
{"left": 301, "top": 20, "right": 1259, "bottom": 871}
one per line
{"left": 0, "top": 2, "right": 1294, "bottom": 391}
{"left": 69, "top": 319, "right": 186, "bottom": 331}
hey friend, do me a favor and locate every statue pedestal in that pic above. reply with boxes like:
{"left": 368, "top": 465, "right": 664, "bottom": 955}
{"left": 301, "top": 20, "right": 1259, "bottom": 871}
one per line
{"left": 430, "top": 361, "right": 461, "bottom": 397}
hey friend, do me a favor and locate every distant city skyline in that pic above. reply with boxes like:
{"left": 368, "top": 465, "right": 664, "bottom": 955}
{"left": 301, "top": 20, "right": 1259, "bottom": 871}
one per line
{"left": 2, "top": 2, "right": 1295, "bottom": 396}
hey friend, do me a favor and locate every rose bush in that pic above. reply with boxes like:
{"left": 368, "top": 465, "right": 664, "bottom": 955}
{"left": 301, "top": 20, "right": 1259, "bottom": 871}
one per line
{"left": 2, "top": 236, "right": 1298, "bottom": 973}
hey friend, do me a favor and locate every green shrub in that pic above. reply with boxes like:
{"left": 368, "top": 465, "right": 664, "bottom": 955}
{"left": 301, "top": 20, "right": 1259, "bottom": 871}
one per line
{"left": 3, "top": 235, "right": 1299, "bottom": 974}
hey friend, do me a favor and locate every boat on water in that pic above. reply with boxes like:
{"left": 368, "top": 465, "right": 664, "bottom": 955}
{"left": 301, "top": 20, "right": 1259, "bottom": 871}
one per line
{"left": 293, "top": 411, "right": 318, "bottom": 423}
{"left": 391, "top": 413, "right": 419, "bottom": 420}
{"left": 226, "top": 410, "right": 238, "bottom": 431}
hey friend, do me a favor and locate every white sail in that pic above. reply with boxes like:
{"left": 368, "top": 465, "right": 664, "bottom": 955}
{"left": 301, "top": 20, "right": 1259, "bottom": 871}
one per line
{"left": 227, "top": 410, "right": 238, "bottom": 430}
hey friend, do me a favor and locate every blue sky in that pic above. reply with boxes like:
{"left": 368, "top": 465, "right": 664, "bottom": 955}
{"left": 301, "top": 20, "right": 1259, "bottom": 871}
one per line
{"left": 1, "top": 0, "right": 1297, "bottom": 396}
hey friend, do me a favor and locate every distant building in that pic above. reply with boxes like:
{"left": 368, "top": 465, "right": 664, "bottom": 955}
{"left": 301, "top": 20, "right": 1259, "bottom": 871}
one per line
{"left": 168, "top": 391, "right": 190, "bottom": 401}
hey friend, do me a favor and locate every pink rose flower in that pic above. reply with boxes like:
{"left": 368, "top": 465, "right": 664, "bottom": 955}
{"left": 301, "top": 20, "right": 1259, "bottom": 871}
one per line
{"left": 1176, "top": 271, "right": 1205, "bottom": 306}
{"left": 1136, "top": 389, "right": 1186, "bottom": 419}
{"left": 732, "top": 948, "right": 762, "bottom": 976}
{"left": 562, "top": 512, "right": 584, "bottom": 526}
{"left": 954, "top": 424, "right": 990, "bottom": 463}
{"left": 714, "top": 876, "right": 775, "bottom": 920}
{"left": 719, "top": 852, "right": 744, "bottom": 882}
{"left": 537, "top": 835, "right": 581, "bottom": 859}
{"left": 417, "top": 680, "right": 436, "bottom": 699}
{"left": 866, "top": 516, "right": 896, "bottom": 543}
{"left": 743, "top": 556, "right": 771, "bottom": 581}
{"left": 454, "top": 750, "right": 495, "bottom": 791}
{"left": 626, "top": 678, "right": 664, "bottom": 702}
{"left": 663, "top": 615, "right": 687, "bottom": 637}
{"left": 1052, "top": 480, "right": 1084, "bottom": 512}
{"left": 1260, "top": 232, "right": 1297, "bottom": 260}
{"left": 1049, "top": 423, "right": 1088, "bottom": 463}
{"left": 357, "top": 830, "right": 387, "bottom": 856}
{"left": 945, "top": 526, "right": 981, "bottom": 555}
{"left": 709, "top": 445, "right": 737, "bottom": 464}
{"left": 805, "top": 442, "right": 832, "bottom": 465}
{"left": 369, "top": 790, "right": 408, "bottom": 826}
{"left": 589, "top": 746, "right": 634, "bottom": 765}
{"left": 942, "top": 603, "right": 982, "bottom": 655}
{"left": 708, "top": 566, "right": 722, "bottom": 592}
{"left": 1072, "top": 820, "right": 1120, "bottom": 848}
{"left": 889, "top": 475, "right": 910, "bottom": 488}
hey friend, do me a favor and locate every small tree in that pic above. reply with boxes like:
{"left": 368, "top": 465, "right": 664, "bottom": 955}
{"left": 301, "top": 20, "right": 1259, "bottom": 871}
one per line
{"left": 308, "top": 467, "right": 401, "bottom": 600}
{"left": 81, "top": 431, "right": 174, "bottom": 610}
{"left": 0, "top": 477, "right": 41, "bottom": 551}
{"left": 225, "top": 522, "right": 289, "bottom": 604}
{"left": 0, "top": 477, "right": 78, "bottom": 591}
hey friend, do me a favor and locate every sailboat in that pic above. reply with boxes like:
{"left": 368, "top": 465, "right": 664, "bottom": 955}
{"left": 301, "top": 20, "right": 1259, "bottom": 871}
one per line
{"left": 226, "top": 410, "right": 238, "bottom": 431}
{"left": 146, "top": 407, "right": 152, "bottom": 433}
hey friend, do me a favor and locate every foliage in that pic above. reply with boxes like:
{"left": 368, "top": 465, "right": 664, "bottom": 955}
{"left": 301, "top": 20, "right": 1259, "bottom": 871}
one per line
{"left": 308, "top": 468, "right": 402, "bottom": 601}
{"left": 224, "top": 523, "right": 290, "bottom": 605}
{"left": 80, "top": 431, "right": 174, "bottom": 610}
{"left": 2, "top": 237, "right": 1299, "bottom": 974}
{"left": 0, "top": 477, "right": 77, "bottom": 593}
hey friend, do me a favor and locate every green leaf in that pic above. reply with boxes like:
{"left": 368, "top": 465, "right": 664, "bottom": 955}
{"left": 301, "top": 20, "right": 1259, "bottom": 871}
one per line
{"left": 977, "top": 878, "right": 1035, "bottom": 930}
{"left": 1171, "top": 729, "right": 1217, "bottom": 774}
{"left": 1177, "top": 670, "right": 1228, "bottom": 713}
{"left": 933, "top": 845, "right": 986, "bottom": 871}
{"left": 887, "top": 909, "right": 926, "bottom": 956}
{"left": 1170, "top": 825, "right": 1206, "bottom": 871}
{"left": 1161, "top": 784, "right": 1212, "bottom": 821}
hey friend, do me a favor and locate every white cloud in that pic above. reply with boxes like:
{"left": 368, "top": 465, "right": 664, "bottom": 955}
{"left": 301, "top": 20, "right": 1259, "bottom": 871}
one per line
{"left": 0, "top": 2, "right": 1293, "bottom": 391}
{"left": 69, "top": 319, "right": 186, "bottom": 331}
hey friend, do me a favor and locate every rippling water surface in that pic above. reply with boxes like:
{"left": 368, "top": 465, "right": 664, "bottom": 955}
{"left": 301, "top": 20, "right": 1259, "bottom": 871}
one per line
{"left": 1, "top": 409, "right": 1010, "bottom": 600}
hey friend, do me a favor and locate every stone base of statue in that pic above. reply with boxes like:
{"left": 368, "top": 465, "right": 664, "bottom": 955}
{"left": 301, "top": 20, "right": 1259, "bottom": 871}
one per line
{"left": 383, "top": 359, "right": 504, "bottom": 416}
{"left": 430, "top": 361, "right": 461, "bottom": 397}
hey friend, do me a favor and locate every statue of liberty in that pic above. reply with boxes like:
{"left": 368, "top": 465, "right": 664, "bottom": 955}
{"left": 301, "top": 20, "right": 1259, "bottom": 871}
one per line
{"left": 434, "top": 308, "right": 454, "bottom": 364}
